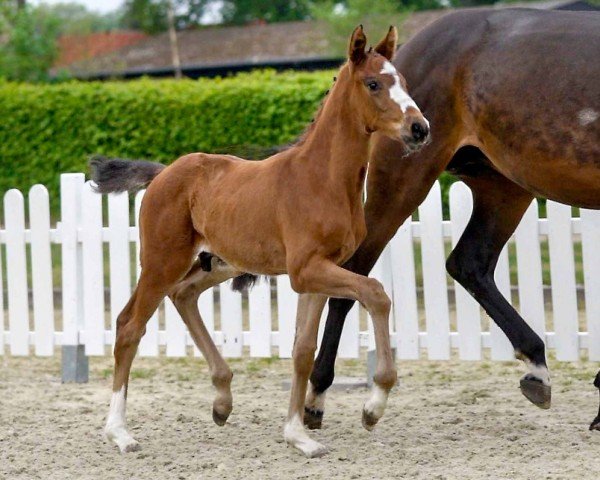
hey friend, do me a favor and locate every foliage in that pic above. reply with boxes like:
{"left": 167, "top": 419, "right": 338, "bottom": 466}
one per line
{"left": 37, "top": 2, "right": 120, "bottom": 35}
{"left": 0, "top": 70, "right": 332, "bottom": 206}
{"left": 0, "top": 3, "right": 60, "bottom": 82}
{"left": 220, "top": 0, "right": 315, "bottom": 24}
{"left": 119, "top": 0, "right": 169, "bottom": 33}
{"left": 119, "top": 0, "right": 213, "bottom": 32}
{"left": 311, "top": 0, "right": 409, "bottom": 55}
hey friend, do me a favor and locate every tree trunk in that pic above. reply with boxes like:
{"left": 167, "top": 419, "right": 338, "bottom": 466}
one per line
{"left": 167, "top": 1, "right": 182, "bottom": 79}
{"left": 17, "top": 0, "right": 25, "bottom": 10}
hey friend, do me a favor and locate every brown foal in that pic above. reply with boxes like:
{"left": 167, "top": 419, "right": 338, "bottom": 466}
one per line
{"left": 97, "top": 26, "right": 429, "bottom": 457}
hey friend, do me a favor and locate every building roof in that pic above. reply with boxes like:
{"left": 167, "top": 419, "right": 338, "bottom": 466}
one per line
{"left": 54, "top": 30, "right": 148, "bottom": 69}
{"left": 57, "top": 0, "right": 599, "bottom": 79}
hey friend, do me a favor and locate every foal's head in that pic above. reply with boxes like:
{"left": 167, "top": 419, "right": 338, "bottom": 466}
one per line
{"left": 344, "top": 26, "right": 430, "bottom": 150}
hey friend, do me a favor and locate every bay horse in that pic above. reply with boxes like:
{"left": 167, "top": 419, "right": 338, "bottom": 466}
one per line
{"left": 305, "top": 7, "right": 600, "bottom": 431}
{"left": 93, "top": 26, "right": 430, "bottom": 457}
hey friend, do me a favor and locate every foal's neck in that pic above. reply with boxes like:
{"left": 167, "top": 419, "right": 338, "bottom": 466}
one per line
{"left": 296, "top": 67, "right": 371, "bottom": 193}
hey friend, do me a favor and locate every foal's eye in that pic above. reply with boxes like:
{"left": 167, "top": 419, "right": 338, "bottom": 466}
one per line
{"left": 366, "top": 81, "right": 380, "bottom": 92}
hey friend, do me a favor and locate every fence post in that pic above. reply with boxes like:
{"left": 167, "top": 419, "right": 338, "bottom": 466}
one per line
{"left": 60, "top": 173, "right": 88, "bottom": 382}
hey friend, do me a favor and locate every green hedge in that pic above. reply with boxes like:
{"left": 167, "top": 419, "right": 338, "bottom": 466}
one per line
{"left": 0, "top": 70, "right": 456, "bottom": 214}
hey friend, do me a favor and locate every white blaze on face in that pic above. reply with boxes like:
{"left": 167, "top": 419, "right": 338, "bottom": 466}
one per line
{"left": 380, "top": 60, "right": 423, "bottom": 119}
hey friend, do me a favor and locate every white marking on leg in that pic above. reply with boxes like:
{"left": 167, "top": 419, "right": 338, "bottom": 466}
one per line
{"left": 363, "top": 384, "right": 389, "bottom": 421}
{"left": 305, "top": 382, "right": 326, "bottom": 412}
{"left": 104, "top": 386, "right": 140, "bottom": 453}
{"left": 578, "top": 108, "right": 598, "bottom": 127}
{"left": 380, "top": 60, "right": 421, "bottom": 115}
{"left": 524, "top": 358, "right": 551, "bottom": 386}
{"left": 283, "top": 414, "right": 328, "bottom": 458}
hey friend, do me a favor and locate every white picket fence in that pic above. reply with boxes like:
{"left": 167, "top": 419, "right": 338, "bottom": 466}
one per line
{"left": 1, "top": 173, "right": 600, "bottom": 361}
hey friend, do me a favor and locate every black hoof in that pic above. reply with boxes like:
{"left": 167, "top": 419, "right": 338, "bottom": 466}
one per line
{"left": 520, "top": 375, "right": 551, "bottom": 409}
{"left": 361, "top": 409, "right": 379, "bottom": 431}
{"left": 304, "top": 407, "right": 323, "bottom": 430}
{"left": 589, "top": 416, "right": 600, "bottom": 431}
{"left": 212, "top": 408, "right": 230, "bottom": 426}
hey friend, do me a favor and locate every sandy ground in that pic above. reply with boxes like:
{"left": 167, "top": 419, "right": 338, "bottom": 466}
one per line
{"left": 2, "top": 354, "right": 600, "bottom": 480}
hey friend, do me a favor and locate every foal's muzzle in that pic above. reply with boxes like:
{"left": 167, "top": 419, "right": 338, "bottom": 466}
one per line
{"left": 402, "top": 117, "right": 430, "bottom": 151}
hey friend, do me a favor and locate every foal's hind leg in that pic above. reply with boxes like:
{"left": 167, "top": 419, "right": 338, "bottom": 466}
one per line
{"left": 169, "top": 258, "right": 239, "bottom": 426}
{"left": 445, "top": 168, "right": 551, "bottom": 408}
{"left": 105, "top": 253, "right": 194, "bottom": 453}
{"left": 284, "top": 294, "right": 328, "bottom": 457}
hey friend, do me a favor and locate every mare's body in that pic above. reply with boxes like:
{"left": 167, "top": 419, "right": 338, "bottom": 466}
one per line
{"left": 307, "top": 8, "right": 600, "bottom": 428}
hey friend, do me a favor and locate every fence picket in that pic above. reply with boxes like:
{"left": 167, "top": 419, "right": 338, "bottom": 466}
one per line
{"left": 449, "top": 182, "right": 481, "bottom": 360}
{"left": 4, "top": 190, "right": 29, "bottom": 355}
{"left": 60, "top": 174, "right": 85, "bottom": 348}
{"left": 220, "top": 283, "right": 243, "bottom": 357}
{"left": 338, "top": 303, "right": 360, "bottom": 359}
{"left": 248, "top": 278, "right": 272, "bottom": 357}
{"left": 135, "top": 191, "right": 159, "bottom": 357}
{"left": 29, "top": 185, "right": 54, "bottom": 356}
{"left": 82, "top": 182, "right": 105, "bottom": 356}
{"left": 277, "top": 275, "right": 297, "bottom": 358}
{"left": 547, "top": 201, "right": 579, "bottom": 360}
{"left": 515, "top": 200, "right": 546, "bottom": 339}
{"left": 581, "top": 209, "right": 600, "bottom": 360}
{"left": 165, "top": 298, "right": 186, "bottom": 357}
{"left": 390, "top": 216, "right": 419, "bottom": 359}
{"left": 107, "top": 192, "right": 131, "bottom": 347}
{"left": 418, "top": 181, "right": 450, "bottom": 359}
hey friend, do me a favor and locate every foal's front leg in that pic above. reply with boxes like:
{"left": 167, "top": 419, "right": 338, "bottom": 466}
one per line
{"left": 285, "top": 258, "right": 397, "bottom": 456}
{"left": 284, "top": 294, "right": 328, "bottom": 457}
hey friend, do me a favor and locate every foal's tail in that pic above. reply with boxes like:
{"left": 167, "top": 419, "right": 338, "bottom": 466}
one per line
{"left": 89, "top": 155, "right": 166, "bottom": 194}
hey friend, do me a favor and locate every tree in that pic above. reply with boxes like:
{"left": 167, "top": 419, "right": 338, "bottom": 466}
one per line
{"left": 0, "top": 3, "right": 60, "bottom": 81}
{"left": 220, "top": 0, "right": 314, "bottom": 25}
{"left": 119, "top": 0, "right": 213, "bottom": 33}
{"left": 311, "top": 0, "right": 409, "bottom": 55}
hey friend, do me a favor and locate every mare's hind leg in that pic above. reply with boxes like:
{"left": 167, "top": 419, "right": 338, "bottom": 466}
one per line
{"left": 590, "top": 372, "right": 600, "bottom": 430}
{"left": 169, "top": 257, "right": 239, "bottom": 426}
{"left": 445, "top": 165, "right": 551, "bottom": 408}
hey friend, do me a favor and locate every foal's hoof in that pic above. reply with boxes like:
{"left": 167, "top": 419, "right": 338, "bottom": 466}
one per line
{"left": 589, "top": 416, "right": 600, "bottom": 431}
{"left": 361, "top": 409, "right": 379, "bottom": 431}
{"left": 121, "top": 440, "right": 141, "bottom": 453}
{"left": 520, "top": 375, "right": 551, "bottom": 409}
{"left": 304, "top": 407, "right": 324, "bottom": 430}
{"left": 212, "top": 407, "right": 231, "bottom": 426}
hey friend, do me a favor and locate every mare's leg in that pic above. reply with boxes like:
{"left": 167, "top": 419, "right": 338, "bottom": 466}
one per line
{"left": 284, "top": 294, "right": 328, "bottom": 457}
{"left": 169, "top": 258, "right": 239, "bottom": 426}
{"left": 446, "top": 166, "right": 551, "bottom": 408}
{"left": 306, "top": 136, "right": 447, "bottom": 428}
{"left": 590, "top": 372, "right": 600, "bottom": 430}
{"left": 286, "top": 257, "right": 397, "bottom": 456}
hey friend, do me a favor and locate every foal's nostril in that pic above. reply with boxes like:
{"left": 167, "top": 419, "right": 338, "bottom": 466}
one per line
{"left": 411, "top": 122, "right": 429, "bottom": 143}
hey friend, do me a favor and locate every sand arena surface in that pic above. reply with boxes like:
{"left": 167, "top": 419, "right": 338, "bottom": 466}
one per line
{"left": 1, "top": 355, "right": 600, "bottom": 479}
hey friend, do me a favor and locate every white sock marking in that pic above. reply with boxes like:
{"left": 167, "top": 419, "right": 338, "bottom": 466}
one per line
{"left": 105, "top": 386, "right": 139, "bottom": 453}
{"left": 305, "top": 382, "right": 326, "bottom": 412}
{"left": 283, "top": 414, "right": 328, "bottom": 458}
{"left": 363, "top": 384, "right": 389, "bottom": 420}
{"left": 524, "top": 359, "right": 551, "bottom": 386}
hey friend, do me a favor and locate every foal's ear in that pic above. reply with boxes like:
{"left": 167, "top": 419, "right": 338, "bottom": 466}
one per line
{"left": 348, "top": 25, "right": 367, "bottom": 65}
{"left": 374, "top": 26, "right": 398, "bottom": 61}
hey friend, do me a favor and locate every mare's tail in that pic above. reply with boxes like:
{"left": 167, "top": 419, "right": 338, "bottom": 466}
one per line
{"left": 89, "top": 155, "right": 166, "bottom": 194}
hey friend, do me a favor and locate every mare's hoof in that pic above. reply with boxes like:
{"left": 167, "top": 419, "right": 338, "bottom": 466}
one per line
{"left": 212, "top": 407, "right": 230, "bottom": 426}
{"left": 589, "top": 416, "right": 600, "bottom": 431}
{"left": 304, "top": 407, "right": 323, "bottom": 430}
{"left": 520, "top": 375, "right": 551, "bottom": 409}
{"left": 361, "top": 409, "right": 379, "bottom": 431}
